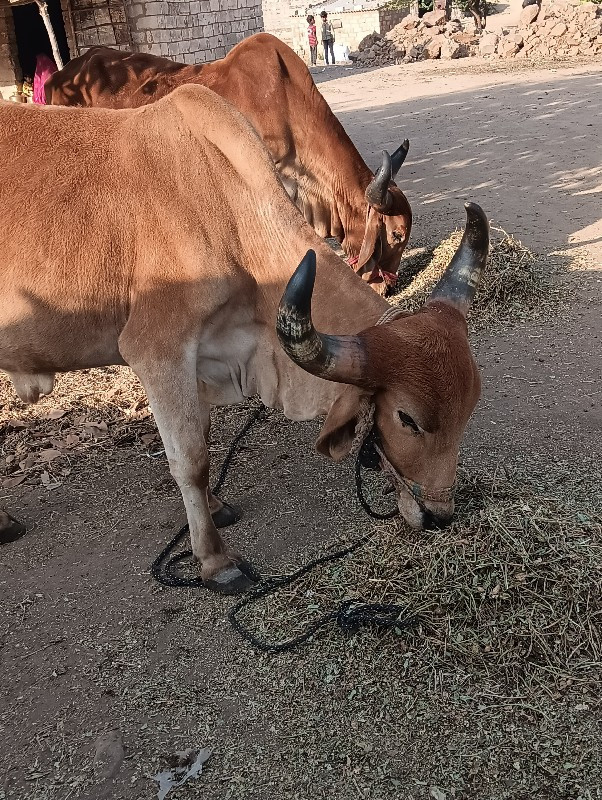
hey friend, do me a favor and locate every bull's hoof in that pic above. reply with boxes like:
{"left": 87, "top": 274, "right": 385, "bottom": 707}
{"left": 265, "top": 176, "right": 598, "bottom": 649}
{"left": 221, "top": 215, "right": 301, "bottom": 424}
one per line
{"left": 203, "top": 561, "right": 260, "bottom": 595}
{"left": 0, "top": 512, "right": 26, "bottom": 545}
{"left": 211, "top": 502, "right": 242, "bottom": 529}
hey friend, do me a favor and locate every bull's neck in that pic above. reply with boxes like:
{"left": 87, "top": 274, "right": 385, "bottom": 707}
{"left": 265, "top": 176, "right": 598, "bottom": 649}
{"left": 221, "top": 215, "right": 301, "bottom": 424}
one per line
{"left": 300, "top": 144, "right": 373, "bottom": 261}
{"left": 242, "top": 209, "right": 388, "bottom": 419}
{"left": 292, "top": 80, "right": 374, "bottom": 260}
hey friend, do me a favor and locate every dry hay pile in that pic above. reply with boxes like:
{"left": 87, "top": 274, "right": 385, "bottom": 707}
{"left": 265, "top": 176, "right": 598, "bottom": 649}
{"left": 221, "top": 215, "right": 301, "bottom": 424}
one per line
{"left": 392, "top": 227, "right": 560, "bottom": 327}
{"left": 0, "top": 367, "right": 154, "bottom": 492}
{"left": 234, "top": 467, "right": 602, "bottom": 696}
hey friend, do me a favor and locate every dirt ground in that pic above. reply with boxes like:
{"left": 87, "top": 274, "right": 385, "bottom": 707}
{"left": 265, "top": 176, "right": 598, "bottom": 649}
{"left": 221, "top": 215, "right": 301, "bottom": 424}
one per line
{"left": 1, "top": 59, "right": 601, "bottom": 800}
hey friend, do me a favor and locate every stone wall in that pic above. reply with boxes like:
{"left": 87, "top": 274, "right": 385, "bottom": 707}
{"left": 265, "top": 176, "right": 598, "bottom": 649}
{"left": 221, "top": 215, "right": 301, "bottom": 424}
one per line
{"left": 379, "top": 5, "right": 410, "bottom": 36}
{"left": 127, "top": 0, "right": 264, "bottom": 63}
{"left": 0, "top": 5, "right": 19, "bottom": 100}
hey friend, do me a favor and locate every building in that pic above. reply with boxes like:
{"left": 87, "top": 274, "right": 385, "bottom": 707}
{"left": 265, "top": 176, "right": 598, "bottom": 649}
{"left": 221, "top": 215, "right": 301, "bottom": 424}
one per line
{"left": 0, "top": 0, "right": 263, "bottom": 101}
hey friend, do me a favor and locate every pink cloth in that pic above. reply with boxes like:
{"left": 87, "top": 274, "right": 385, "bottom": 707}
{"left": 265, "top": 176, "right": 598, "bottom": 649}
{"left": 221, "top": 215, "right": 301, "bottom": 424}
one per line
{"left": 33, "top": 54, "right": 58, "bottom": 105}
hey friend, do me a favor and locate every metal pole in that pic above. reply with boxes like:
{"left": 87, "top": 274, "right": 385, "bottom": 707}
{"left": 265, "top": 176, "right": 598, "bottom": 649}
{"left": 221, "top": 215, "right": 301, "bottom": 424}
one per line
{"left": 35, "top": 0, "right": 64, "bottom": 69}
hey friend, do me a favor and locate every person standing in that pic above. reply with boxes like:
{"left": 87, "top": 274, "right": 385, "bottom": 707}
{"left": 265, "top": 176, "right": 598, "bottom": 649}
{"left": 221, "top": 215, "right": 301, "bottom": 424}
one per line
{"left": 33, "top": 53, "right": 57, "bottom": 105}
{"left": 307, "top": 15, "right": 318, "bottom": 66}
{"left": 320, "top": 10, "right": 336, "bottom": 65}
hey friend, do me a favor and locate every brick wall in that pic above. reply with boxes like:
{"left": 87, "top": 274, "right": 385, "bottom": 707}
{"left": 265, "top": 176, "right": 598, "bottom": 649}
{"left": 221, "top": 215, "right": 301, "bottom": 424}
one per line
{"left": 0, "top": 5, "right": 20, "bottom": 100}
{"left": 378, "top": 6, "right": 410, "bottom": 35}
{"left": 127, "top": 0, "right": 264, "bottom": 63}
{"left": 261, "top": 0, "right": 305, "bottom": 46}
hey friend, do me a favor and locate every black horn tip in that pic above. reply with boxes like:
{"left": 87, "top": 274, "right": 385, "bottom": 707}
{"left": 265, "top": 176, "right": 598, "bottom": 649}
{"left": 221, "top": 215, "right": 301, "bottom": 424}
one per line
{"left": 391, "top": 140, "right": 410, "bottom": 178}
{"left": 464, "top": 201, "right": 487, "bottom": 223}
{"left": 463, "top": 202, "right": 490, "bottom": 249}
{"left": 282, "top": 249, "right": 316, "bottom": 315}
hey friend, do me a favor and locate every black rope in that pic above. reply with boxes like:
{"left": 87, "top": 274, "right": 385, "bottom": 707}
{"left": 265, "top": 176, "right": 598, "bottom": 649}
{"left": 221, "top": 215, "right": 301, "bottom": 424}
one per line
{"left": 227, "top": 537, "right": 415, "bottom": 653}
{"left": 354, "top": 433, "right": 400, "bottom": 521}
{"left": 151, "top": 407, "right": 412, "bottom": 651}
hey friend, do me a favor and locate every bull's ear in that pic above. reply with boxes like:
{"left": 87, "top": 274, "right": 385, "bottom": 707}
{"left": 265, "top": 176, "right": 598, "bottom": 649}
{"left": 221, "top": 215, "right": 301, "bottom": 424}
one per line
{"left": 316, "top": 386, "right": 372, "bottom": 462}
{"left": 355, "top": 210, "right": 382, "bottom": 281}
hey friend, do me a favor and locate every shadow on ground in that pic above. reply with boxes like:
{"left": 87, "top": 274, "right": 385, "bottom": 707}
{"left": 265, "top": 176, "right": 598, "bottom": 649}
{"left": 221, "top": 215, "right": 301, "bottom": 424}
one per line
{"left": 331, "top": 70, "right": 602, "bottom": 253}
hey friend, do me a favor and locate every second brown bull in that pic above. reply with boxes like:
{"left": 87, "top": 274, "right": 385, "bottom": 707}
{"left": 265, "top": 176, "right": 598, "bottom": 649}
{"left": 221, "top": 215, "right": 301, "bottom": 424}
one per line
{"left": 45, "top": 33, "right": 412, "bottom": 293}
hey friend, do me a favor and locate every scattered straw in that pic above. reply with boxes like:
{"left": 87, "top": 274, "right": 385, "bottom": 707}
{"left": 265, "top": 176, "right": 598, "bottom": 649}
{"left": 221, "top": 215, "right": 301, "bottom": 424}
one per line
{"left": 237, "top": 467, "right": 602, "bottom": 696}
{"left": 392, "top": 227, "right": 561, "bottom": 327}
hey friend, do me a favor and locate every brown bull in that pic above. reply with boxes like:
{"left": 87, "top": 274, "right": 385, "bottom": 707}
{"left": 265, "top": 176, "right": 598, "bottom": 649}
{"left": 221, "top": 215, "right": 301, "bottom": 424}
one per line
{"left": 44, "top": 33, "right": 412, "bottom": 292}
{"left": 0, "top": 85, "right": 488, "bottom": 593}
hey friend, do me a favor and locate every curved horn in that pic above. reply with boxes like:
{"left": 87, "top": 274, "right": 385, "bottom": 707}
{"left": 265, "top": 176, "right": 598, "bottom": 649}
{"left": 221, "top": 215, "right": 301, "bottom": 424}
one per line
{"left": 365, "top": 150, "right": 393, "bottom": 213}
{"left": 276, "top": 250, "right": 366, "bottom": 385}
{"left": 428, "top": 202, "right": 489, "bottom": 316}
{"left": 390, "top": 139, "right": 410, "bottom": 178}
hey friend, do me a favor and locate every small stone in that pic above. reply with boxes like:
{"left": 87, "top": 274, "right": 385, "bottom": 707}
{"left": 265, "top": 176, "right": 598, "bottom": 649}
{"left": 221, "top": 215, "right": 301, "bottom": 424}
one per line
{"left": 520, "top": 4, "right": 540, "bottom": 25}
{"left": 358, "top": 32, "right": 382, "bottom": 51}
{"left": 422, "top": 9, "right": 447, "bottom": 27}
{"left": 402, "top": 15, "right": 419, "bottom": 28}
{"left": 445, "top": 19, "right": 463, "bottom": 33}
{"left": 550, "top": 21, "right": 567, "bottom": 35}
{"left": 441, "top": 37, "right": 463, "bottom": 58}
{"left": 422, "top": 36, "right": 443, "bottom": 59}
{"left": 479, "top": 31, "right": 499, "bottom": 55}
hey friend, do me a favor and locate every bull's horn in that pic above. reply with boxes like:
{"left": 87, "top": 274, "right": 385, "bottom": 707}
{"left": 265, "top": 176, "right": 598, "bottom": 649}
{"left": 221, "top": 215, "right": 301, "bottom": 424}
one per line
{"left": 391, "top": 139, "right": 409, "bottom": 177}
{"left": 428, "top": 202, "right": 489, "bottom": 316}
{"left": 277, "top": 250, "right": 365, "bottom": 384}
{"left": 365, "top": 150, "right": 393, "bottom": 213}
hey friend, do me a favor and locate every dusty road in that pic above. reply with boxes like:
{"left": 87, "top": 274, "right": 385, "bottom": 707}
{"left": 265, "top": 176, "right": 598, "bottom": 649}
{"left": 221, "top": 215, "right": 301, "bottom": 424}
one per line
{"left": 1, "top": 60, "right": 601, "bottom": 800}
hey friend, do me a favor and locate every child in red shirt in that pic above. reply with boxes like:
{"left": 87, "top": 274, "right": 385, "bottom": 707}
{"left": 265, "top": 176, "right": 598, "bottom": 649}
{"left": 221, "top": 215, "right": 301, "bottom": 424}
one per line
{"left": 307, "top": 15, "right": 318, "bottom": 66}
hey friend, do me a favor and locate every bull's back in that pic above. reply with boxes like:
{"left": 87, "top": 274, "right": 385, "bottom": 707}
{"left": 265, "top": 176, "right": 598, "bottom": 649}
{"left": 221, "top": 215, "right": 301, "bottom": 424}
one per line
{"left": 45, "top": 46, "right": 199, "bottom": 108}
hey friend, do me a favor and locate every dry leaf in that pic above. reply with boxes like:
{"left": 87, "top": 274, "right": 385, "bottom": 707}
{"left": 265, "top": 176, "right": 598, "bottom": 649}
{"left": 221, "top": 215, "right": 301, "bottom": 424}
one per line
{"left": 490, "top": 583, "right": 501, "bottom": 598}
{"left": 38, "top": 449, "right": 62, "bottom": 462}
{"left": 19, "top": 455, "right": 37, "bottom": 471}
{"left": 41, "top": 409, "right": 68, "bottom": 420}
{"left": 141, "top": 433, "right": 160, "bottom": 445}
{"left": 84, "top": 421, "right": 108, "bottom": 431}
{"left": 2, "top": 475, "right": 27, "bottom": 489}
{"left": 40, "top": 471, "right": 60, "bottom": 489}
{"left": 7, "top": 420, "right": 29, "bottom": 429}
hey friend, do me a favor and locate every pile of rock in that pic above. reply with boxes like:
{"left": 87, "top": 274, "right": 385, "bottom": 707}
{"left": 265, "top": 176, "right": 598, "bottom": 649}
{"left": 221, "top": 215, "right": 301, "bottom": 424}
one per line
{"left": 348, "top": 0, "right": 602, "bottom": 66}
{"left": 349, "top": 10, "right": 480, "bottom": 66}
{"left": 482, "top": 1, "right": 602, "bottom": 59}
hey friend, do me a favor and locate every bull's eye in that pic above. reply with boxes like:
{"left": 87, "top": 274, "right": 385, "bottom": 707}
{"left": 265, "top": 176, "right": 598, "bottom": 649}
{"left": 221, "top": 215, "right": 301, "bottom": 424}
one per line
{"left": 398, "top": 411, "right": 421, "bottom": 434}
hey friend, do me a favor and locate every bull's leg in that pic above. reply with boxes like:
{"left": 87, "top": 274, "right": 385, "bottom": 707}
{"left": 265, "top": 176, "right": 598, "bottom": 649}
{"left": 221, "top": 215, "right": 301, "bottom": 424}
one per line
{"left": 198, "top": 388, "right": 242, "bottom": 529}
{"left": 122, "top": 350, "right": 254, "bottom": 594}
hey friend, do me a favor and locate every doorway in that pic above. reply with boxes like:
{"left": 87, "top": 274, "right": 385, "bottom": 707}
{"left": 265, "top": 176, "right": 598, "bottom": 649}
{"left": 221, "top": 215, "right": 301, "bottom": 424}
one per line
{"left": 11, "top": 0, "right": 70, "bottom": 80}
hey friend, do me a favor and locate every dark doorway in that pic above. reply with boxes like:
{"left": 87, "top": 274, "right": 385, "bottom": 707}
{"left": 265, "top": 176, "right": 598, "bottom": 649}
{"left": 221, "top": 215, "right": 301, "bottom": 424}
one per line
{"left": 11, "top": 0, "right": 70, "bottom": 80}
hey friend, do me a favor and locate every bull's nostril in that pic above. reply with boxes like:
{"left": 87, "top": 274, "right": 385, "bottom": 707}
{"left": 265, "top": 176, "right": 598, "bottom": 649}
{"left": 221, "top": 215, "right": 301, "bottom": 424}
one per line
{"left": 422, "top": 509, "right": 452, "bottom": 531}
